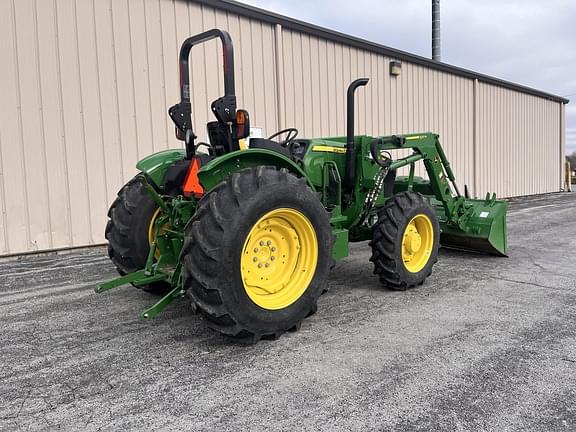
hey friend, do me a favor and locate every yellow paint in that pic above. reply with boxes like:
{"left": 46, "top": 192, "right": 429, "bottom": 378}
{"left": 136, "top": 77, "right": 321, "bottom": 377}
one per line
{"left": 240, "top": 208, "right": 318, "bottom": 310}
{"left": 404, "top": 135, "right": 427, "bottom": 140}
{"left": 401, "top": 213, "right": 434, "bottom": 273}
{"left": 311, "top": 145, "right": 347, "bottom": 154}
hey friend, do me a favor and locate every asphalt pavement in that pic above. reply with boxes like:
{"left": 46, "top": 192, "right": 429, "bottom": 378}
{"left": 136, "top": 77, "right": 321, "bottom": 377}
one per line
{"left": 1, "top": 192, "right": 575, "bottom": 431}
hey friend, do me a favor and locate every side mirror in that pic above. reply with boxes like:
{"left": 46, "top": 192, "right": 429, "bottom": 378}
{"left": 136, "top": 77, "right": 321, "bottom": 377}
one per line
{"left": 235, "top": 109, "right": 250, "bottom": 139}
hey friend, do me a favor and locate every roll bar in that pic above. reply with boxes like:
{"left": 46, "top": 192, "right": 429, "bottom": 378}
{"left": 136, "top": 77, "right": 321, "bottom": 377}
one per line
{"left": 169, "top": 29, "right": 236, "bottom": 158}
{"left": 178, "top": 29, "right": 235, "bottom": 102}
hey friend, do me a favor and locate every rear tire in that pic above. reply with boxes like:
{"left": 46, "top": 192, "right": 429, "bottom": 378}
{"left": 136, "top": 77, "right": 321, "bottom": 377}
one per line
{"left": 105, "top": 176, "right": 171, "bottom": 295}
{"left": 369, "top": 191, "right": 439, "bottom": 290}
{"left": 181, "top": 167, "right": 333, "bottom": 343}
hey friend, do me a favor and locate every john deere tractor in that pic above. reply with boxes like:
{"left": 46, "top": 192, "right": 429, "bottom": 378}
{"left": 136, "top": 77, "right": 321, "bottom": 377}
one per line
{"left": 98, "top": 29, "right": 507, "bottom": 343}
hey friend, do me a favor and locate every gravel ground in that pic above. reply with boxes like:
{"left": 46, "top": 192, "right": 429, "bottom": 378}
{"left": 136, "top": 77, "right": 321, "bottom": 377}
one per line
{"left": 1, "top": 192, "right": 575, "bottom": 431}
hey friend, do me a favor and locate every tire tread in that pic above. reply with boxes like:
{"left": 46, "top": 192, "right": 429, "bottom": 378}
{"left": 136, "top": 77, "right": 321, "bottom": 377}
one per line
{"left": 369, "top": 191, "right": 439, "bottom": 291}
{"left": 182, "top": 167, "right": 331, "bottom": 343}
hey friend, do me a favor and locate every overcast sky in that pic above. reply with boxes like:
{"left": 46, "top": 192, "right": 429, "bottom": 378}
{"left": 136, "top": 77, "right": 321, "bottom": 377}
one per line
{"left": 242, "top": 0, "right": 576, "bottom": 154}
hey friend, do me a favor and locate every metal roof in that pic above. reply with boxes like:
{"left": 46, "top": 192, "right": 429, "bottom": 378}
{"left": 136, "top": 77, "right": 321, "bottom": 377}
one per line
{"left": 193, "top": 0, "right": 569, "bottom": 104}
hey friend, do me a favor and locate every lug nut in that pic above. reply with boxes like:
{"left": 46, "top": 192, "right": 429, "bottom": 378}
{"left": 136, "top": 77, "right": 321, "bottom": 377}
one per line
{"left": 258, "top": 263, "right": 263, "bottom": 268}
{"left": 270, "top": 256, "right": 275, "bottom": 261}
{"left": 265, "top": 263, "right": 270, "bottom": 268}
{"left": 253, "top": 257, "right": 258, "bottom": 262}
{"left": 271, "top": 247, "right": 276, "bottom": 252}
{"left": 254, "top": 248, "right": 258, "bottom": 253}
{"left": 267, "top": 240, "right": 272, "bottom": 246}
{"left": 259, "top": 240, "right": 265, "bottom": 246}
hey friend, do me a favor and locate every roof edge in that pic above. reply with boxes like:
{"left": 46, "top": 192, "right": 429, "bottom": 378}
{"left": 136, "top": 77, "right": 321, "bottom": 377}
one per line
{"left": 190, "top": 0, "right": 569, "bottom": 104}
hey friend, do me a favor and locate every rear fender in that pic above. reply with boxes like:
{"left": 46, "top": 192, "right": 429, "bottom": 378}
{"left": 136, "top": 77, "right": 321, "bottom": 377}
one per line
{"left": 197, "top": 149, "right": 314, "bottom": 191}
{"left": 135, "top": 149, "right": 186, "bottom": 187}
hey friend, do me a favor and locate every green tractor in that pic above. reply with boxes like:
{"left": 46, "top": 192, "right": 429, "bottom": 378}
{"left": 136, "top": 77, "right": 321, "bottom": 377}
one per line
{"left": 97, "top": 29, "right": 507, "bottom": 343}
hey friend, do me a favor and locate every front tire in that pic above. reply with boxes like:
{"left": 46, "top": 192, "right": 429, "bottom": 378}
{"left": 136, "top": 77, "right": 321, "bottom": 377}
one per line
{"left": 369, "top": 191, "right": 439, "bottom": 290}
{"left": 181, "top": 167, "right": 333, "bottom": 343}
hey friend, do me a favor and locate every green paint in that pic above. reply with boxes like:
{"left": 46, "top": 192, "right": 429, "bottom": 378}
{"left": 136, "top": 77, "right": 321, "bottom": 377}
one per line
{"left": 198, "top": 148, "right": 313, "bottom": 191}
{"left": 96, "top": 269, "right": 171, "bottom": 294}
{"left": 135, "top": 149, "right": 186, "bottom": 187}
{"left": 140, "top": 285, "right": 185, "bottom": 320}
{"left": 331, "top": 228, "right": 349, "bottom": 260}
{"left": 300, "top": 132, "right": 507, "bottom": 256}
{"left": 96, "top": 179, "right": 194, "bottom": 317}
{"left": 96, "top": 270, "right": 149, "bottom": 293}
{"left": 99, "top": 130, "right": 507, "bottom": 318}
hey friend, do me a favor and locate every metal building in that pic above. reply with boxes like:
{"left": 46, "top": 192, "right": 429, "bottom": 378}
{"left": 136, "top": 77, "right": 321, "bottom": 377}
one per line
{"left": 0, "top": 0, "right": 568, "bottom": 256}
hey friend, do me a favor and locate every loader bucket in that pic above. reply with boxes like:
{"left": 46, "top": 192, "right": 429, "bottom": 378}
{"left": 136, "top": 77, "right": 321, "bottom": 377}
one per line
{"left": 439, "top": 196, "right": 508, "bottom": 256}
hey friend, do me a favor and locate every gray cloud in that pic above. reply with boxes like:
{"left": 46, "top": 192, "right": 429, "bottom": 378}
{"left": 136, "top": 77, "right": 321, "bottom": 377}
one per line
{"left": 242, "top": 0, "right": 576, "bottom": 153}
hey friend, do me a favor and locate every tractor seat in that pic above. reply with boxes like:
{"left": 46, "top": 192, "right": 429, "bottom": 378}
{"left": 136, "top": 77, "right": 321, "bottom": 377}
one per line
{"left": 249, "top": 138, "right": 292, "bottom": 159}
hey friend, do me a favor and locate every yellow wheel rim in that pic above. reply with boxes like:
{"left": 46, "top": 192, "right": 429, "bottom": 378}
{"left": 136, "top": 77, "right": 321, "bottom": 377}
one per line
{"left": 402, "top": 214, "right": 434, "bottom": 273}
{"left": 241, "top": 208, "right": 318, "bottom": 310}
{"left": 148, "top": 208, "right": 169, "bottom": 260}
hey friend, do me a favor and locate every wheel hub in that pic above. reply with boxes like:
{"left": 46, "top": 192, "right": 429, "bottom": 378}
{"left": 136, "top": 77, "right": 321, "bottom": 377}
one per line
{"left": 404, "top": 224, "right": 422, "bottom": 255}
{"left": 401, "top": 214, "right": 434, "bottom": 273}
{"left": 241, "top": 208, "right": 317, "bottom": 309}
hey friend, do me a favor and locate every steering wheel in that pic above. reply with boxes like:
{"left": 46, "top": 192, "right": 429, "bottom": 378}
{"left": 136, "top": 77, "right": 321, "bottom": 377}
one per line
{"left": 267, "top": 128, "right": 299, "bottom": 146}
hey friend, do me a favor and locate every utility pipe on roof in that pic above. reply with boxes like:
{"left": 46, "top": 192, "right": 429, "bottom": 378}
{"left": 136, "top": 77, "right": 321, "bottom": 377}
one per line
{"left": 432, "top": 0, "right": 441, "bottom": 61}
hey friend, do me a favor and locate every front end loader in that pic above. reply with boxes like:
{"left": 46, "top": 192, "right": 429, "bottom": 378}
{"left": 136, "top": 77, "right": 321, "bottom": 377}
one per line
{"left": 97, "top": 29, "right": 507, "bottom": 343}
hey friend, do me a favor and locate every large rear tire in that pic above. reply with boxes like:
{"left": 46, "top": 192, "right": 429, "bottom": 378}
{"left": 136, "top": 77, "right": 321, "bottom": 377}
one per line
{"left": 181, "top": 167, "right": 333, "bottom": 343}
{"left": 105, "top": 176, "right": 171, "bottom": 295}
{"left": 370, "top": 191, "right": 439, "bottom": 290}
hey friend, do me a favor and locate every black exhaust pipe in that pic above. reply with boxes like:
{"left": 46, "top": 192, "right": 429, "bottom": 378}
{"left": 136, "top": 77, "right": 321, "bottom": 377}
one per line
{"left": 345, "top": 78, "right": 369, "bottom": 190}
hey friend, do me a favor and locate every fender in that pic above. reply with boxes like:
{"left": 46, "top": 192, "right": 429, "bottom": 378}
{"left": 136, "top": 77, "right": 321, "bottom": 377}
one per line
{"left": 197, "top": 148, "right": 314, "bottom": 191}
{"left": 135, "top": 149, "right": 186, "bottom": 187}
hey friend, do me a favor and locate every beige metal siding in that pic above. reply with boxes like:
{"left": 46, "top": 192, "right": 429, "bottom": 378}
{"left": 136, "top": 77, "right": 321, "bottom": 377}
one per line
{"left": 476, "top": 83, "right": 561, "bottom": 197}
{"left": 0, "top": 0, "right": 565, "bottom": 256}
{"left": 281, "top": 29, "right": 476, "bottom": 189}
{"left": 0, "top": 0, "right": 278, "bottom": 255}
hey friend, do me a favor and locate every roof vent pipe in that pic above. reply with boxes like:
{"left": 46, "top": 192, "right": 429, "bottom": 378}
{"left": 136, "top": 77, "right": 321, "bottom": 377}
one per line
{"left": 432, "top": 0, "right": 441, "bottom": 61}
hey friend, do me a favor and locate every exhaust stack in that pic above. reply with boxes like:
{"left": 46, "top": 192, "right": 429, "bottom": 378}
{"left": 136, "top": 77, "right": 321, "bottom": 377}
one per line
{"left": 345, "top": 78, "right": 369, "bottom": 190}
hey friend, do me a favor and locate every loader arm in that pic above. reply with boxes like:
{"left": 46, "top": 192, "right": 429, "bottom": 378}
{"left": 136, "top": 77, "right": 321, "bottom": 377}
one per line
{"left": 370, "top": 133, "right": 508, "bottom": 256}
{"left": 383, "top": 134, "right": 464, "bottom": 224}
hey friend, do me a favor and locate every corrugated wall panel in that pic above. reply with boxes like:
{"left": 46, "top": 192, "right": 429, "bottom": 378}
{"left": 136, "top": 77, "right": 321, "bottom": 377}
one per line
{"left": 0, "top": 0, "right": 284, "bottom": 255}
{"left": 94, "top": 0, "right": 125, "bottom": 198}
{"left": 0, "top": 0, "right": 23, "bottom": 254}
{"left": 476, "top": 83, "right": 561, "bottom": 197}
{"left": 21, "top": 0, "right": 54, "bottom": 251}
{"left": 77, "top": 0, "right": 110, "bottom": 245}
{"left": 2, "top": 0, "right": 47, "bottom": 253}
{"left": 179, "top": 4, "right": 278, "bottom": 139}
{"left": 0, "top": 0, "right": 564, "bottom": 255}
{"left": 280, "top": 28, "right": 476, "bottom": 186}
